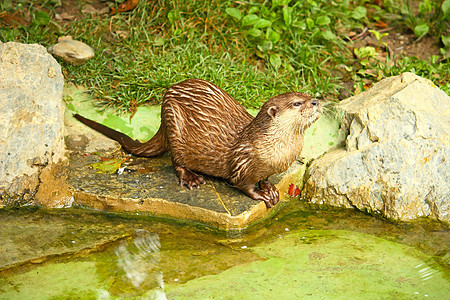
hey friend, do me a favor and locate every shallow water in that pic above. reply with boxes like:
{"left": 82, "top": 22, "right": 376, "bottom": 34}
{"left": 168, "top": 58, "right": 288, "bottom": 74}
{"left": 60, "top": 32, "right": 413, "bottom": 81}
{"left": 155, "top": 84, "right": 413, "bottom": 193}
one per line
{"left": 0, "top": 201, "right": 448, "bottom": 299}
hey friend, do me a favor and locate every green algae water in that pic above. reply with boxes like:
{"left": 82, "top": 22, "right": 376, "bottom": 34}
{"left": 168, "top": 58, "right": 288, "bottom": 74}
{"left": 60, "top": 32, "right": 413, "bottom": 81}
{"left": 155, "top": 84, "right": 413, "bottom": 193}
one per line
{"left": 0, "top": 202, "right": 448, "bottom": 299}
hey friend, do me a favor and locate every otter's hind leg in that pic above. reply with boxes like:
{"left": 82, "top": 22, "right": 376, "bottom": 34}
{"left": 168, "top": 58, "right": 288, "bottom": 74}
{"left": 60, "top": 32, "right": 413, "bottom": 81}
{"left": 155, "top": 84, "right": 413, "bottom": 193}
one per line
{"left": 162, "top": 102, "right": 206, "bottom": 189}
{"left": 174, "top": 165, "right": 206, "bottom": 190}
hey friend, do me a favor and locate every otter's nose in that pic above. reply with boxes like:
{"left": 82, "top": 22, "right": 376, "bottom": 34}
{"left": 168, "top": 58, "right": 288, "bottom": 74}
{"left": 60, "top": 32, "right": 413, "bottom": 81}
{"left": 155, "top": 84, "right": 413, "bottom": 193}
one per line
{"left": 311, "top": 99, "right": 319, "bottom": 106}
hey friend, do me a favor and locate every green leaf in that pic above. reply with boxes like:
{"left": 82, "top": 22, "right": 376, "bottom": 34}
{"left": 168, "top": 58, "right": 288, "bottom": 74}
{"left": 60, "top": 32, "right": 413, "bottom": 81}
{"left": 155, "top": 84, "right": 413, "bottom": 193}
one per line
{"left": 257, "top": 41, "right": 273, "bottom": 52}
{"left": 431, "top": 55, "right": 439, "bottom": 64}
{"left": 247, "top": 28, "right": 262, "bottom": 37}
{"left": 242, "top": 14, "right": 259, "bottom": 27}
{"left": 254, "top": 18, "right": 272, "bottom": 29}
{"left": 354, "top": 46, "right": 376, "bottom": 59}
{"left": 269, "top": 53, "right": 282, "bottom": 69}
{"left": 419, "top": 0, "right": 432, "bottom": 14}
{"left": 443, "top": 0, "right": 450, "bottom": 16}
{"left": 167, "top": 10, "right": 177, "bottom": 25}
{"left": 441, "top": 35, "right": 450, "bottom": 48}
{"left": 316, "top": 16, "right": 331, "bottom": 26}
{"left": 272, "top": 0, "right": 291, "bottom": 9}
{"left": 414, "top": 23, "right": 429, "bottom": 38}
{"left": 248, "top": 7, "right": 259, "bottom": 14}
{"left": 306, "top": 18, "right": 315, "bottom": 29}
{"left": 293, "top": 20, "right": 306, "bottom": 30}
{"left": 153, "top": 36, "right": 166, "bottom": 46}
{"left": 65, "top": 102, "right": 76, "bottom": 112}
{"left": 33, "top": 11, "right": 50, "bottom": 25}
{"left": 351, "top": 6, "right": 367, "bottom": 19}
{"left": 225, "top": 8, "right": 242, "bottom": 21}
{"left": 267, "top": 28, "right": 281, "bottom": 43}
{"left": 321, "top": 30, "right": 336, "bottom": 40}
{"left": 282, "top": 6, "right": 293, "bottom": 26}
{"left": 369, "top": 29, "right": 388, "bottom": 42}
{"left": 3, "top": 0, "right": 12, "bottom": 11}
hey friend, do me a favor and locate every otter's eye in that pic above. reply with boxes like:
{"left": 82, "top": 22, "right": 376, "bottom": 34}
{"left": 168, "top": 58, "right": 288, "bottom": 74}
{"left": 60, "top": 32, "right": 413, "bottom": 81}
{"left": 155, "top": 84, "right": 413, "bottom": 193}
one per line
{"left": 293, "top": 102, "right": 303, "bottom": 107}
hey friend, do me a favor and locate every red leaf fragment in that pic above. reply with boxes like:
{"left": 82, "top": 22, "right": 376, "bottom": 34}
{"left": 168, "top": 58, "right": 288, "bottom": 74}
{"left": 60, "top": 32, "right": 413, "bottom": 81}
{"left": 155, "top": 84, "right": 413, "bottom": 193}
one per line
{"left": 288, "top": 184, "right": 301, "bottom": 197}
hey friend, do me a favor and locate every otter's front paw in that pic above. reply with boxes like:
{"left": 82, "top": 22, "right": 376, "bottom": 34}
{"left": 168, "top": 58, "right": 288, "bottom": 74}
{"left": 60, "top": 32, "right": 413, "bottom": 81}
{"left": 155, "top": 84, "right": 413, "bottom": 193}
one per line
{"left": 176, "top": 166, "right": 206, "bottom": 189}
{"left": 258, "top": 180, "right": 279, "bottom": 207}
{"left": 244, "top": 182, "right": 279, "bottom": 208}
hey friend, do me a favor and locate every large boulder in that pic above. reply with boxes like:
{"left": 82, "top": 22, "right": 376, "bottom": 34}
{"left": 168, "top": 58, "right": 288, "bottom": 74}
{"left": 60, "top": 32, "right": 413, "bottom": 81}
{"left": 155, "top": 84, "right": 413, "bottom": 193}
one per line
{"left": 0, "top": 42, "right": 65, "bottom": 204}
{"left": 304, "top": 73, "right": 449, "bottom": 222}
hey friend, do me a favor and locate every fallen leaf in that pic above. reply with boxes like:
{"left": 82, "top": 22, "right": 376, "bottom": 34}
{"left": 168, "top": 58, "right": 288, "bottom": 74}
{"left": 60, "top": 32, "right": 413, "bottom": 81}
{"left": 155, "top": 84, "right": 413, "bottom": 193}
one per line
{"left": 116, "top": 30, "right": 130, "bottom": 39}
{"left": 347, "top": 31, "right": 357, "bottom": 38}
{"left": 0, "top": 12, "right": 29, "bottom": 27}
{"left": 374, "top": 20, "right": 388, "bottom": 28}
{"left": 288, "top": 184, "right": 295, "bottom": 196}
{"left": 98, "top": 7, "right": 110, "bottom": 14}
{"left": 111, "top": 0, "right": 139, "bottom": 14}
{"left": 129, "top": 98, "right": 138, "bottom": 121}
{"left": 81, "top": 4, "right": 110, "bottom": 15}
{"left": 373, "top": 0, "right": 384, "bottom": 7}
{"left": 90, "top": 157, "right": 129, "bottom": 174}
{"left": 364, "top": 82, "right": 373, "bottom": 90}
{"left": 82, "top": 4, "right": 99, "bottom": 14}
{"left": 364, "top": 68, "right": 378, "bottom": 77}
{"left": 288, "top": 184, "right": 301, "bottom": 197}
{"left": 55, "top": 12, "right": 75, "bottom": 21}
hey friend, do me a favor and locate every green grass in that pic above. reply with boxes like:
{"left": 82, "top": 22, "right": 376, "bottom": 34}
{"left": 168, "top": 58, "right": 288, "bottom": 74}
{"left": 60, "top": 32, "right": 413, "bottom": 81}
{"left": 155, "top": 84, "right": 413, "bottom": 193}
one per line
{"left": 0, "top": 0, "right": 448, "bottom": 113}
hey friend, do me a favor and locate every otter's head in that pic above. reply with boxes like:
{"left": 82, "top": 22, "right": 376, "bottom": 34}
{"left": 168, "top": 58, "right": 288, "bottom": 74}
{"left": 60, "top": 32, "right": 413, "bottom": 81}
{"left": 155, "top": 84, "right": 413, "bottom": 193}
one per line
{"left": 261, "top": 92, "right": 322, "bottom": 134}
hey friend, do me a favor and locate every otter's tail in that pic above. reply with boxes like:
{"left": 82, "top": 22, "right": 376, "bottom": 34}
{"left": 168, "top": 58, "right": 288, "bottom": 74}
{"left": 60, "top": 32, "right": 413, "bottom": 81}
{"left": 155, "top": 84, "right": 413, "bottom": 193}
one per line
{"left": 74, "top": 114, "right": 168, "bottom": 157}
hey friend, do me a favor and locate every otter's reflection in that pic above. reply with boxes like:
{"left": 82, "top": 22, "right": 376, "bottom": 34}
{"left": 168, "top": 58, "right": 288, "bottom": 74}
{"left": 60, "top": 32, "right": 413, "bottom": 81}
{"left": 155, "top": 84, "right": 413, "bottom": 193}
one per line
{"left": 115, "top": 230, "right": 166, "bottom": 298}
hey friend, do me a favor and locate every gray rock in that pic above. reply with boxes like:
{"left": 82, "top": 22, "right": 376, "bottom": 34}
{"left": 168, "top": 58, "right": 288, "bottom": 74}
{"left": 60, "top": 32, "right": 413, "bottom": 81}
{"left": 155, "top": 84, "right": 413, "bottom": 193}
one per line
{"left": 0, "top": 42, "right": 65, "bottom": 203}
{"left": 304, "top": 73, "right": 449, "bottom": 222}
{"left": 48, "top": 36, "right": 94, "bottom": 65}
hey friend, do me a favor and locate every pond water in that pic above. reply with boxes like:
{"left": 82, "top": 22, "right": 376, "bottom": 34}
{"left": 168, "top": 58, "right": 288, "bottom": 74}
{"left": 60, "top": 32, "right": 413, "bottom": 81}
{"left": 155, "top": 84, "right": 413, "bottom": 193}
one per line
{"left": 0, "top": 201, "right": 448, "bottom": 299}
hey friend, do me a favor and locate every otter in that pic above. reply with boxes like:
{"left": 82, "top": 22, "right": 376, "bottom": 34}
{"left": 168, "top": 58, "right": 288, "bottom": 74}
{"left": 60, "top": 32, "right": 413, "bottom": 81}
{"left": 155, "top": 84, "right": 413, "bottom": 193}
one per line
{"left": 74, "top": 79, "right": 321, "bottom": 208}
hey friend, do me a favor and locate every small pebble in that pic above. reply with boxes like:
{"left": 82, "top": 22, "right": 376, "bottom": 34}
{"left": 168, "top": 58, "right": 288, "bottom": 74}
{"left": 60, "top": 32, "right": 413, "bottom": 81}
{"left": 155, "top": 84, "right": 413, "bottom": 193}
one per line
{"left": 48, "top": 36, "right": 94, "bottom": 65}
{"left": 71, "top": 241, "right": 76, "bottom": 244}
{"left": 174, "top": 279, "right": 178, "bottom": 282}
{"left": 241, "top": 246, "right": 247, "bottom": 249}
{"left": 285, "top": 228, "right": 289, "bottom": 232}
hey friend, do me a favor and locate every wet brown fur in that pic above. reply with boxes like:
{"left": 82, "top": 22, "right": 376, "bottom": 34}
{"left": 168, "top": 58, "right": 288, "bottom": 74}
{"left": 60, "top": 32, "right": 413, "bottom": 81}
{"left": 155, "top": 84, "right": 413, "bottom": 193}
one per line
{"left": 74, "top": 79, "right": 321, "bottom": 207}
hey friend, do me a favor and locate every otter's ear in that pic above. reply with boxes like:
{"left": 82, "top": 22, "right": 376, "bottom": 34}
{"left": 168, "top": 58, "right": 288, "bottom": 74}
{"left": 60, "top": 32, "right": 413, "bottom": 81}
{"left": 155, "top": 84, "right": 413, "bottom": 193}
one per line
{"left": 267, "top": 106, "right": 278, "bottom": 119}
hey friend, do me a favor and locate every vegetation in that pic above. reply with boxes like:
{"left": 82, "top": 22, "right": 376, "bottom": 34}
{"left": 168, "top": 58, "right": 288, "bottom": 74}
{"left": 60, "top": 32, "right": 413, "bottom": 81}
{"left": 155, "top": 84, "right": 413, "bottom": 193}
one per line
{"left": 1, "top": 0, "right": 448, "bottom": 113}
